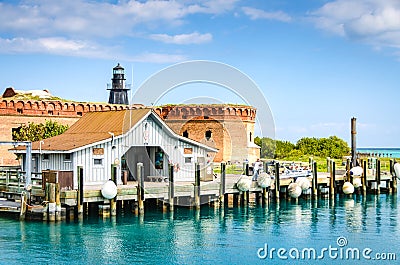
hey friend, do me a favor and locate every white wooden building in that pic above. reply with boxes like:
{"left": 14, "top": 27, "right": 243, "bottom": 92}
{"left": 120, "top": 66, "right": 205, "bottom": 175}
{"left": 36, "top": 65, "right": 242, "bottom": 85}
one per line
{"left": 13, "top": 108, "right": 217, "bottom": 188}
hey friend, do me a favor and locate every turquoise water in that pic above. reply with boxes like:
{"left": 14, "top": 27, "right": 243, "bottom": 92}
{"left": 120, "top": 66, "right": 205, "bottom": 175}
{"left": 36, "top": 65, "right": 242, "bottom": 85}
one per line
{"left": 358, "top": 148, "right": 400, "bottom": 158}
{"left": 0, "top": 194, "right": 399, "bottom": 264}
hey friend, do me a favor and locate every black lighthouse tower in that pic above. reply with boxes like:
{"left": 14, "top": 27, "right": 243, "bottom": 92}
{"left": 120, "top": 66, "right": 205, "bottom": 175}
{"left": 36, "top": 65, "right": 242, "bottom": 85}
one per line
{"left": 108, "top": 63, "right": 130, "bottom": 105}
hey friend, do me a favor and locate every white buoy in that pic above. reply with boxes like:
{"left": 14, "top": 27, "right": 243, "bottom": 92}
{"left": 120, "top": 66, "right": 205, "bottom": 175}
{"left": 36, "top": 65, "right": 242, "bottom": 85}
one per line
{"left": 101, "top": 180, "right": 118, "bottom": 199}
{"left": 295, "top": 177, "right": 311, "bottom": 191}
{"left": 288, "top": 183, "right": 302, "bottom": 198}
{"left": 236, "top": 175, "right": 252, "bottom": 192}
{"left": 394, "top": 163, "right": 400, "bottom": 179}
{"left": 350, "top": 166, "right": 363, "bottom": 176}
{"left": 257, "top": 173, "right": 272, "bottom": 188}
{"left": 352, "top": 177, "right": 362, "bottom": 188}
{"left": 342, "top": 181, "right": 355, "bottom": 195}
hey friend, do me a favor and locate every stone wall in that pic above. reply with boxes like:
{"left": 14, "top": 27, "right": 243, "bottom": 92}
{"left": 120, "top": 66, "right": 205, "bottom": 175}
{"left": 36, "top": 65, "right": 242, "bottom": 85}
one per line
{"left": 0, "top": 99, "right": 133, "bottom": 166}
{"left": 154, "top": 104, "right": 260, "bottom": 163}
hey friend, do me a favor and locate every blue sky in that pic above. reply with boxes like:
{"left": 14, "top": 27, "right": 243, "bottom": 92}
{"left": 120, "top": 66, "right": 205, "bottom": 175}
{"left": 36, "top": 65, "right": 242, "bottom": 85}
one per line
{"left": 1, "top": 0, "right": 400, "bottom": 147}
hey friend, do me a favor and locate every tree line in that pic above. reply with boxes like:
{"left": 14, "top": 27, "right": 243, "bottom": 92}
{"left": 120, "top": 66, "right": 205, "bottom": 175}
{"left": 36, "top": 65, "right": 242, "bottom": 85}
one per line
{"left": 254, "top": 136, "right": 350, "bottom": 159}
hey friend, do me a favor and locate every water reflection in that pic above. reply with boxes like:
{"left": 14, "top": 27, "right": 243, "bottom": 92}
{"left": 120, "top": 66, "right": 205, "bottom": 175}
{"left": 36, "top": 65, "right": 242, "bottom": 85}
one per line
{"left": 0, "top": 193, "right": 398, "bottom": 264}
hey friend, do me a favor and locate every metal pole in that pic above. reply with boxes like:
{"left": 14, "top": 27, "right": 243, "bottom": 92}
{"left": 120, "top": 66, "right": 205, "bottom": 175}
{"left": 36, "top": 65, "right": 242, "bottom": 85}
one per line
{"left": 25, "top": 142, "right": 32, "bottom": 190}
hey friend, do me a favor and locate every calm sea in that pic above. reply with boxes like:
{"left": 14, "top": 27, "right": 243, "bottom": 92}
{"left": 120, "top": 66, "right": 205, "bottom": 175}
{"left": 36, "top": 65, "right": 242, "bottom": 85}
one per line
{"left": 357, "top": 148, "right": 400, "bottom": 158}
{"left": 0, "top": 194, "right": 399, "bottom": 264}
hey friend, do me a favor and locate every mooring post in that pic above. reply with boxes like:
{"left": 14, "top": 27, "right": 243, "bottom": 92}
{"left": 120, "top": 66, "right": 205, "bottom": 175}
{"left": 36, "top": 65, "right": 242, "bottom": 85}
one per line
{"left": 110, "top": 164, "right": 117, "bottom": 216}
{"left": 351, "top": 117, "right": 357, "bottom": 168}
{"left": 377, "top": 159, "right": 381, "bottom": 195}
{"left": 326, "top": 157, "right": 330, "bottom": 173}
{"left": 391, "top": 160, "right": 397, "bottom": 192}
{"left": 346, "top": 158, "right": 351, "bottom": 183}
{"left": 275, "top": 162, "right": 280, "bottom": 201}
{"left": 48, "top": 183, "right": 56, "bottom": 222}
{"left": 312, "top": 161, "right": 318, "bottom": 198}
{"left": 137, "top": 163, "right": 144, "bottom": 215}
{"left": 194, "top": 163, "right": 201, "bottom": 210}
{"left": 168, "top": 164, "right": 174, "bottom": 212}
{"left": 55, "top": 183, "right": 61, "bottom": 221}
{"left": 219, "top": 162, "right": 226, "bottom": 206}
{"left": 329, "top": 160, "right": 335, "bottom": 198}
{"left": 19, "top": 191, "right": 27, "bottom": 221}
{"left": 77, "top": 166, "right": 84, "bottom": 218}
{"left": 362, "top": 160, "right": 367, "bottom": 196}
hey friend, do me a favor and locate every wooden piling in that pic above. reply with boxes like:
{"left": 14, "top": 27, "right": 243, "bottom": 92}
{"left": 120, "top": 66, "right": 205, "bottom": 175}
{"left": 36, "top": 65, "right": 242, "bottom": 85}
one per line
{"left": 275, "top": 162, "right": 280, "bottom": 201}
{"left": 262, "top": 188, "right": 269, "bottom": 206}
{"left": 362, "top": 160, "right": 367, "bottom": 196}
{"left": 312, "top": 161, "right": 318, "bottom": 198}
{"left": 48, "top": 183, "right": 56, "bottom": 222}
{"left": 19, "top": 191, "right": 26, "bottom": 221}
{"left": 55, "top": 183, "right": 61, "bottom": 221}
{"left": 391, "top": 159, "right": 397, "bottom": 192}
{"left": 377, "top": 159, "right": 381, "bottom": 195}
{"left": 243, "top": 162, "right": 249, "bottom": 176}
{"left": 351, "top": 117, "right": 357, "bottom": 167}
{"left": 219, "top": 162, "right": 226, "bottom": 206}
{"left": 168, "top": 164, "right": 174, "bottom": 212}
{"left": 77, "top": 166, "right": 84, "bottom": 218}
{"left": 326, "top": 157, "right": 330, "bottom": 173}
{"left": 329, "top": 160, "right": 335, "bottom": 198}
{"left": 137, "top": 163, "right": 144, "bottom": 215}
{"left": 194, "top": 163, "right": 201, "bottom": 210}
{"left": 110, "top": 164, "right": 117, "bottom": 216}
{"left": 346, "top": 158, "right": 351, "bottom": 183}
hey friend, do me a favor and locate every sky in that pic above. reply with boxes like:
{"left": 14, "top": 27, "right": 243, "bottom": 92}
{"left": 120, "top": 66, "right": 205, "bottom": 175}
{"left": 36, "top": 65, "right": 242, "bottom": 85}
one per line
{"left": 1, "top": 0, "right": 400, "bottom": 147}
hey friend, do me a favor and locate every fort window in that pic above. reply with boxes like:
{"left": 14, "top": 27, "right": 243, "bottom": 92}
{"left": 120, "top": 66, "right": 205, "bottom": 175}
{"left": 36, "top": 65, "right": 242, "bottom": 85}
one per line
{"left": 48, "top": 110, "right": 53, "bottom": 115}
{"left": 185, "top": 157, "right": 192, "bottom": 163}
{"left": 250, "top": 132, "right": 252, "bottom": 142}
{"left": 77, "top": 112, "right": 83, "bottom": 116}
{"left": 94, "top": 158, "right": 103, "bottom": 166}
{"left": 204, "top": 116, "right": 209, "bottom": 119}
{"left": 182, "top": 115, "right": 187, "bottom": 119}
{"left": 205, "top": 130, "right": 212, "bottom": 140}
{"left": 64, "top": 153, "right": 71, "bottom": 161}
{"left": 183, "top": 130, "right": 189, "bottom": 138}
{"left": 17, "top": 108, "right": 23, "bottom": 114}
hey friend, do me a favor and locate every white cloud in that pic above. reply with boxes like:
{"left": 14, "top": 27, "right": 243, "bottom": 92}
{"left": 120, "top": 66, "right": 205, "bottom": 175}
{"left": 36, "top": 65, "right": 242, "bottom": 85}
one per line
{"left": 309, "top": 0, "right": 400, "bottom": 49}
{"left": 0, "top": 0, "right": 238, "bottom": 38}
{"left": 242, "top": 7, "right": 292, "bottom": 22}
{"left": 0, "top": 0, "right": 237, "bottom": 60}
{"left": 150, "top": 32, "right": 212, "bottom": 44}
{"left": 0, "top": 37, "right": 185, "bottom": 63}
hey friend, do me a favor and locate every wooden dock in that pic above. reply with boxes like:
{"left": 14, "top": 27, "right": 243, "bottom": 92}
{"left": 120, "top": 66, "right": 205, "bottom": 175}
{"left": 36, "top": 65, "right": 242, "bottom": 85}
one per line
{"left": 0, "top": 159, "right": 398, "bottom": 221}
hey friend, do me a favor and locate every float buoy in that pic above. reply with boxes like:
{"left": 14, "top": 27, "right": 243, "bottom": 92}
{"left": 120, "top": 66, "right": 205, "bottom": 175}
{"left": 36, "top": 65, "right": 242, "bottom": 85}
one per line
{"left": 236, "top": 175, "right": 252, "bottom": 192}
{"left": 295, "top": 177, "right": 311, "bottom": 191}
{"left": 257, "top": 173, "right": 272, "bottom": 188}
{"left": 394, "top": 163, "right": 400, "bottom": 179}
{"left": 350, "top": 166, "right": 363, "bottom": 176}
{"left": 288, "top": 183, "right": 302, "bottom": 198}
{"left": 342, "top": 181, "right": 355, "bottom": 194}
{"left": 352, "top": 177, "right": 362, "bottom": 188}
{"left": 101, "top": 180, "right": 118, "bottom": 199}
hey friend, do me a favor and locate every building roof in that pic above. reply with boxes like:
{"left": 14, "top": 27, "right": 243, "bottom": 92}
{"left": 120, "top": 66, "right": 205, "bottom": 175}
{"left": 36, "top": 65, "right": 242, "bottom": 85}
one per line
{"left": 17, "top": 108, "right": 152, "bottom": 152}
